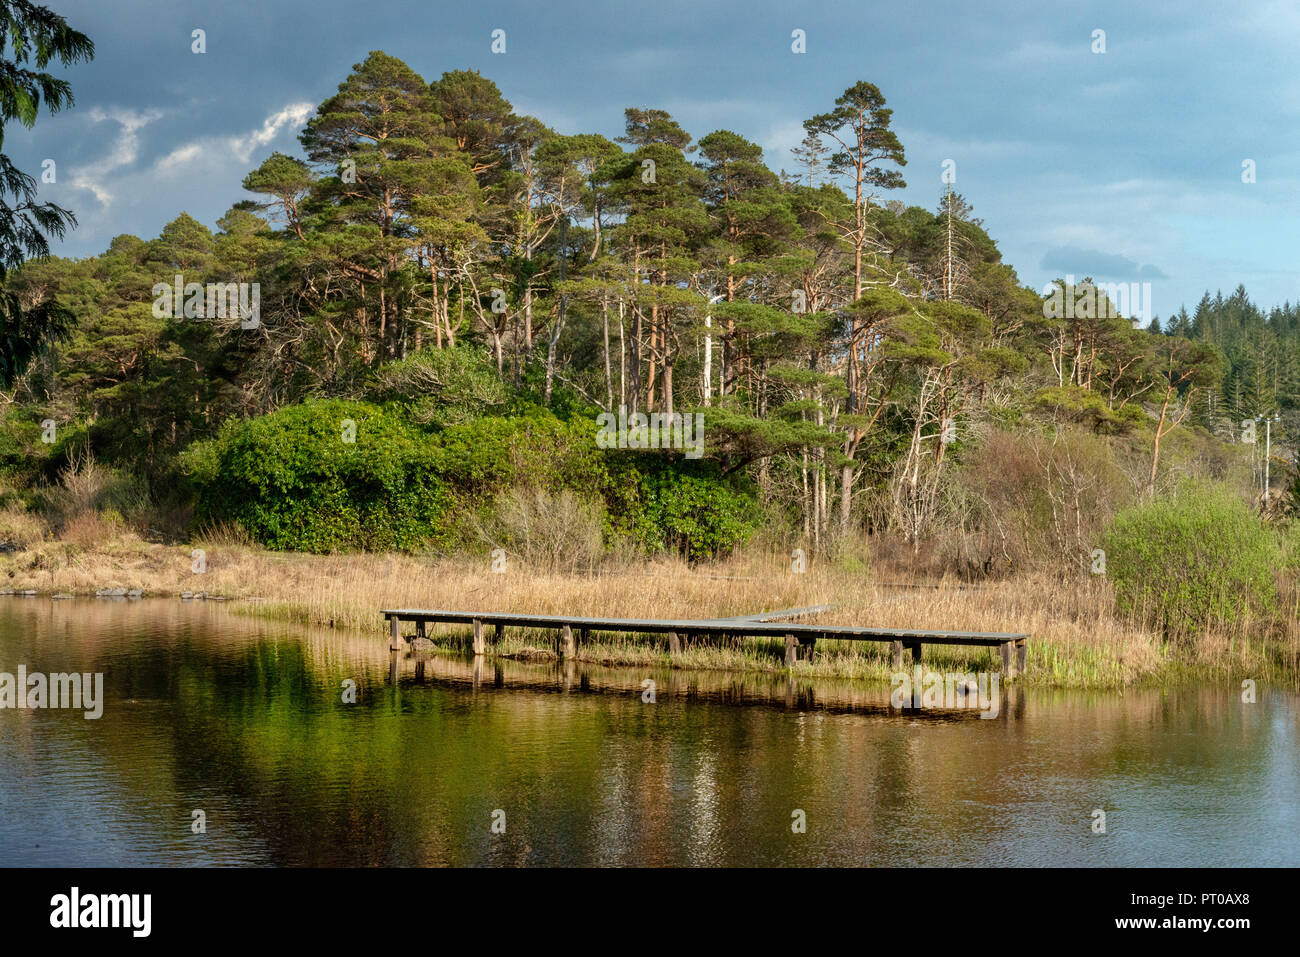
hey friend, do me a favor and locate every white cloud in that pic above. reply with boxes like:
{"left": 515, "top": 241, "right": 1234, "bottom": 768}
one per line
{"left": 156, "top": 143, "right": 203, "bottom": 173}
{"left": 68, "top": 101, "right": 312, "bottom": 213}
{"left": 155, "top": 101, "right": 313, "bottom": 174}
{"left": 68, "top": 108, "right": 164, "bottom": 205}
{"left": 57, "top": 101, "right": 315, "bottom": 249}
{"left": 230, "top": 102, "right": 313, "bottom": 163}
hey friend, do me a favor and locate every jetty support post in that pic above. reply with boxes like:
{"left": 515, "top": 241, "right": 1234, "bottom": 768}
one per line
{"left": 1000, "top": 640, "right": 1015, "bottom": 679}
{"left": 389, "top": 615, "right": 404, "bottom": 651}
{"left": 472, "top": 618, "right": 485, "bottom": 656}
{"left": 904, "top": 640, "right": 921, "bottom": 664}
{"left": 1016, "top": 638, "right": 1027, "bottom": 675}
{"left": 785, "top": 633, "right": 797, "bottom": 668}
{"left": 558, "top": 624, "right": 575, "bottom": 659}
{"left": 891, "top": 640, "right": 904, "bottom": 669}
{"left": 493, "top": 622, "right": 504, "bottom": 645}
{"left": 667, "top": 631, "right": 681, "bottom": 655}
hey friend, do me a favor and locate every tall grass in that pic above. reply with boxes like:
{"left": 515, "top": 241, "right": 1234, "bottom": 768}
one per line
{"left": 4, "top": 532, "right": 1291, "bottom": 688}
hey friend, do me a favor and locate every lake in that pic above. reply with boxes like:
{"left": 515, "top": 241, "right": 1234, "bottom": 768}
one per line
{"left": 1, "top": 599, "right": 1296, "bottom": 866}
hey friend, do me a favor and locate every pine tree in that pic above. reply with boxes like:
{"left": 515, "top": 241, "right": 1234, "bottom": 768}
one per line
{"left": 0, "top": 1, "right": 93, "bottom": 386}
{"left": 790, "top": 132, "right": 829, "bottom": 188}
{"left": 803, "top": 81, "right": 907, "bottom": 531}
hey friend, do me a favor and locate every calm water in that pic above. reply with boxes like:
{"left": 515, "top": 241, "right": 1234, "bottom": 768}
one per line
{"left": 0, "top": 599, "right": 1296, "bottom": 866}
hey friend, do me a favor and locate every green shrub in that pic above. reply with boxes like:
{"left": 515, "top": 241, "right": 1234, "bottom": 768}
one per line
{"left": 182, "top": 399, "right": 451, "bottom": 553}
{"left": 367, "top": 348, "right": 507, "bottom": 426}
{"left": 609, "top": 457, "right": 759, "bottom": 562}
{"left": 437, "top": 409, "right": 609, "bottom": 499}
{"left": 0, "top": 407, "right": 67, "bottom": 483}
{"left": 439, "top": 410, "right": 756, "bottom": 562}
{"left": 181, "top": 397, "right": 759, "bottom": 561}
{"left": 1104, "top": 482, "right": 1279, "bottom": 639}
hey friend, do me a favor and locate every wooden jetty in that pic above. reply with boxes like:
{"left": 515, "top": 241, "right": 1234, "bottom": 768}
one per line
{"left": 382, "top": 605, "right": 1031, "bottom": 678}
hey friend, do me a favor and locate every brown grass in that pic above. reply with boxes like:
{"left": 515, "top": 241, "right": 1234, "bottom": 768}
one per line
{"left": 58, "top": 510, "right": 124, "bottom": 548}
{"left": 1, "top": 532, "right": 1290, "bottom": 689}
{"left": 0, "top": 503, "right": 48, "bottom": 548}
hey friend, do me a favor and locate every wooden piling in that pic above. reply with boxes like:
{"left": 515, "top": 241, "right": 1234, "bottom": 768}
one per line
{"left": 416, "top": 619, "right": 426, "bottom": 639}
{"left": 389, "top": 615, "right": 403, "bottom": 651}
{"left": 493, "top": 622, "right": 504, "bottom": 645}
{"left": 906, "top": 640, "right": 921, "bottom": 663}
{"left": 785, "top": 633, "right": 797, "bottom": 667}
{"left": 668, "top": 631, "right": 681, "bottom": 655}
{"left": 1016, "top": 638, "right": 1027, "bottom": 675}
{"left": 472, "top": 618, "right": 485, "bottom": 656}
{"left": 891, "top": 640, "right": 904, "bottom": 669}
{"left": 1000, "top": 640, "right": 1014, "bottom": 678}
{"left": 559, "top": 624, "right": 575, "bottom": 659}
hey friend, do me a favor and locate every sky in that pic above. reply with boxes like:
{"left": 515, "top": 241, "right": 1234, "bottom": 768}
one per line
{"left": 12, "top": 0, "right": 1300, "bottom": 320}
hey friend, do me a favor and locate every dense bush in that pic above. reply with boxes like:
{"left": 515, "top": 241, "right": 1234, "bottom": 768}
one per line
{"left": 609, "top": 457, "right": 759, "bottom": 562}
{"left": 0, "top": 410, "right": 45, "bottom": 478}
{"left": 1104, "top": 482, "right": 1279, "bottom": 638}
{"left": 366, "top": 348, "right": 507, "bottom": 426}
{"left": 182, "top": 399, "right": 451, "bottom": 553}
{"left": 436, "top": 408, "right": 609, "bottom": 500}
{"left": 182, "top": 397, "right": 760, "bottom": 560}
{"left": 437, "top": 408, "right": 760, "bottom": 561}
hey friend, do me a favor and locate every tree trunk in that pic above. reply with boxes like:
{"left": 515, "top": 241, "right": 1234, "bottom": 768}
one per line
{"left": 603, "top": 296, "right": 613, "bottom": 409}
{"left": 702, "top": 310, "right": 712, "bottom": 406}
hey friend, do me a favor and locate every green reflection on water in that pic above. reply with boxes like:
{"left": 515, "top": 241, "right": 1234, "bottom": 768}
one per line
{"left": 0, "top": 599, "right": 1295, "bottom": 867}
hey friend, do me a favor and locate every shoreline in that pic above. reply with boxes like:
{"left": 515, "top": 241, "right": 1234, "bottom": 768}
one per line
{"left": 3, "top": 535, "right": 1294, "bottom": 691}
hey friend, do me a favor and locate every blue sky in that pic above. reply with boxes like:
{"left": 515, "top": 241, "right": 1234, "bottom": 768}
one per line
{"left": 13, "top": 0, "right": 1300, "bottom": 318}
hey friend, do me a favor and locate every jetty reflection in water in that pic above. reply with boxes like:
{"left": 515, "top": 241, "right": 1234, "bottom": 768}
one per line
{"left": 399, "top": 647, "right": 1026, "bottom": 722}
